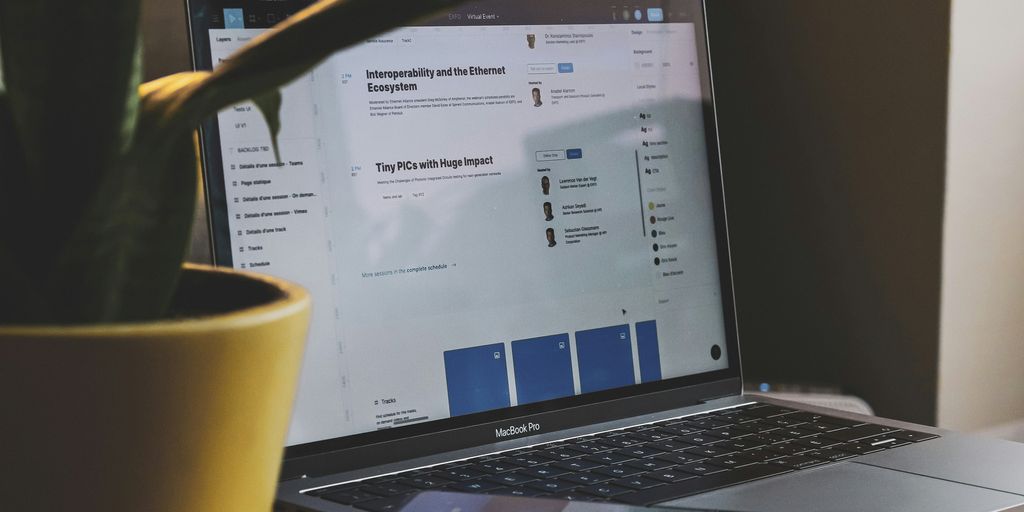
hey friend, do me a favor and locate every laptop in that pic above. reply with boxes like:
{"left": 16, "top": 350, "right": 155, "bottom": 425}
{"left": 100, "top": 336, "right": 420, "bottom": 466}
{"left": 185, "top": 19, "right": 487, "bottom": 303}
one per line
{"left": 186, "top": 1, "right": 1024, "bottom": 511}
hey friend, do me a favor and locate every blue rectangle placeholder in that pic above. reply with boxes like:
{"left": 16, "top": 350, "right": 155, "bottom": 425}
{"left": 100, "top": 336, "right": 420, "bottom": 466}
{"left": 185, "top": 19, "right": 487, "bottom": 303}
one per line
{"left": 635, "top": 320, "right": 662, "bottom": 382}
{"left": 511, "top": 334, "right": 574, "bottom": 405}
{"left": 444, "top": 343, "right": 510, "bottom": 417}
{"left": 575, "top": 324, "right": 635, "bottom": 393}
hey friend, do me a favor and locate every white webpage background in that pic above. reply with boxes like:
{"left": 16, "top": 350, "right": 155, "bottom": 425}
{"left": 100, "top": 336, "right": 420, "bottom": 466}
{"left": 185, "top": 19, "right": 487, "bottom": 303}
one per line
{"left": 210, "top": 23, "right": 729, "bottom": 446}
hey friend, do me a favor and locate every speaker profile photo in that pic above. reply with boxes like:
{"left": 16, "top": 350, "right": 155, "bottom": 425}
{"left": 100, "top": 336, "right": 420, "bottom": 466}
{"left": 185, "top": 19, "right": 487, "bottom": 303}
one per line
{"left": 532, "top": 87, "right": 543, "bottom": 107}
{"left": 543, "top": 202, "right": 554, "bottom": 221}
{"left": 541, "top": 175, "right": 551, "bottom": 195}
{"left": 527, "top": 33, "right": 536, "bottom": 49}
{"left": 546, "top": 227, "right": 557, "bottom": 247}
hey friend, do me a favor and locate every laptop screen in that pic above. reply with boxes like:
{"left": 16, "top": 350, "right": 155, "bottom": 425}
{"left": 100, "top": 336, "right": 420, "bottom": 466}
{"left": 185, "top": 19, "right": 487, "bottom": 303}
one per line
{"left": 190, "top": 0, "right": 735, "bottom": 450}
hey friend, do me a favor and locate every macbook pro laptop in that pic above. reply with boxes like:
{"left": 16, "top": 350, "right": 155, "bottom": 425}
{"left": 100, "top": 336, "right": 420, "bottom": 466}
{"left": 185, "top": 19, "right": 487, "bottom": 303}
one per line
{"left": 187, "top": 1, "right": 1024, "bottom": 511}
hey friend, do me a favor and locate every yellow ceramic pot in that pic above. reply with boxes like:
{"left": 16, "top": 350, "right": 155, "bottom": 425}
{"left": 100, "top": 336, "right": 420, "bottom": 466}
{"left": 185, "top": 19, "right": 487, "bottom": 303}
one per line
{"left": 0, "top": 264, "right": 310, "bottom": 512}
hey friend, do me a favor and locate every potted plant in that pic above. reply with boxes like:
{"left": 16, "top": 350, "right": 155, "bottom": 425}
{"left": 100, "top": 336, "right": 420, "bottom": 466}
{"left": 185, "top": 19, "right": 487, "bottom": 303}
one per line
{"left": 0, "top": 0, "right": 461, "bottom": 510}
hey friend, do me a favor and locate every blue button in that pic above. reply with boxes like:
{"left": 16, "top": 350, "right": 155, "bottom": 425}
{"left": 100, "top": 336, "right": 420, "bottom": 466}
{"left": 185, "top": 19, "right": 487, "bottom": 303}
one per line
{"left": 557, "top": 63, "right": 574, "bottom": 73}
{"left": 647, "top": 8, "right": 664, "bottom": 22}
{"left": 224, "top": 8, "right": 245, "bottom": 28}
{"left": 566, "top": 148, "right": 583, "bottom": 159}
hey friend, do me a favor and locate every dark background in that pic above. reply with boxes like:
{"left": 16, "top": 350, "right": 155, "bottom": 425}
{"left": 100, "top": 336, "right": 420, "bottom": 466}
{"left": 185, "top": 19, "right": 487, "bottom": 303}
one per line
{"left": 141, "top": 0, "right": 950, "bottom": 425}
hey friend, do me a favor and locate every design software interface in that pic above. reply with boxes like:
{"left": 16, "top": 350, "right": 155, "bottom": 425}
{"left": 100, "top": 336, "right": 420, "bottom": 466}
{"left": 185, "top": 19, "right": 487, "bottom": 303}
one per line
{"left": 204, "top": 4, "right": 729, "bottom": 446}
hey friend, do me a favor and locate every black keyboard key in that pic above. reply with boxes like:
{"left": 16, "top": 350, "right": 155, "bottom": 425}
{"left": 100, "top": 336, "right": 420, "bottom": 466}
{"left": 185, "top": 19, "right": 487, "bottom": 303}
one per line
{"left": 675, "top": 461, "right": 728, "bottom": 476}
{"left": 654, "top": 452, "right": 705, "bottom": 465}
{"left": 437, "top": 468, "right": 486, "bottom": 481}
{"left": 763, "top": 442, "right": 809, "bottom": 456}
{"left": 803, "top": 448, "right": 856, "bottom": 462}
{"left": 708, "top": 425, "right": 757, "bottom": 438}
{"left": 597, "top": 438, "right": 640, "bottom": 449}
{"left": 760, "top": 416, "right": 807, "bottom": 428}
{"left": 362, "top": 483, "right": 416, "bottom": 497}
{"left": 585, "top": 452, "right": 633, "bottom": 465}
{"left": 613, "top": 476, "right": 664, "bottom": 490}
{"left": 356, "top": 495, "right": 412, "bottom": 512}
{"left": 708, "top": 453, "right": 759, "bottom": 468}
{"left": 646, "top": 440, "right": 691, "bottom": 452}
{"left": 761, "top": 442, "right": 806, "bottom": 454}
{"left": 489, "top": 487, "right": 544, "bottom": 497}
{"left": 656, "top": 425, "right": 700, "bottom": 436}
{"left": 740, "top": 448, "right": 786, "bottom": 462}
{"left": 725, "top": 413, "right": 762, "bottom": 423}
{"left": 552, "top": 459, "right": 603, "bottom": 472}
{"left": 821, "top": 424, "right": 900, "bottom": 442}
{"left": 604, "top": 433, "right": 644, "bottom": 444}
{"left": 832, "top": 442, "right": 885, "bottom": 455}
{"left": 792, "top": 437, "right": 840, "bottom": 449}
{"left": 802, "top": 421, "right": 845, "bottom": 433}
{"left": 617, "top": 445, "right": 665, "bottom": 458}
{"left": 561, "top": 472, "right": 612, "bottom": 485}
{"left": 471, "top": 461, "right": 517, "bottom": 474}
{"left": 785, "top": 411, "right": 835, "bottom": 423}
{"left": 890, "top": 430, "right": 940, "bottom": 442}
{"left": 562, "top": 444, "right": 600, "bottom": 455}
{"left": 787, "top": 412, "right": 863, "bottom": 428}
{"left": 580, "top": 483, "right": 632, "bottom": 498}
{"left": 714, "top": 438, "right": 766, "bottom": 451}
{"left": 647, "top": 469, "right": 697, "bottom": 483}
{"left": 449, "top": 480, "right": 505, "bottom": 492}
{"left": 527, "top": 480, "right": 579, "bottom": 493}
{"left": 594, "top": 465, "right": 645, "bottom": 478}
{"left": 770, "top": 455, "right": 827, "bottom": 470}
{"left": 630, "top": 431, "right": 675, "bottom": 442}
{"left": 571, "top": 442, "right": 609, "bottom": 454}
{"left": 709, "top": 414, "right": 743, "bottom": 425}
{"left": 484, "top": 473, "right": 536, "bottom": 486}
{"left": 506, "top": 454, "right": 552, "bottom": 467}
{"left": 539, "top": 449, "right": 582, "bottom": 461}
{"left": 678, "top": 433, "right": 723, "bottom": 445}
{"left": 745, "top": 433, "right": 785, "bottom": 445}
{"left": 320, "top": 489, "right": 378, "bottom": 505}
{"left": 683, "top": 445, "right": 733, "bottom": 458}
{"left": 774, "top": 427, "right": 820, "bottom": 439}
{"left": 518, "top": 465, "right": 568, "bottom": 479}
{"left": 684, "top": 418, "right": 733, "bottom": 430}
{"left": 397, "top": 475, "right": 452, "bottom": 489}
{"left": 619, "top": 433, "right": 654, "bottom": 444}
{"left": 615, "top": 463, "right": 791, "bottom": 506}
{"left": 624, "top": 458, "right": 674, "bottom": 471}
{"left": 748, "top": 421, "right": 784, "bottom": 433}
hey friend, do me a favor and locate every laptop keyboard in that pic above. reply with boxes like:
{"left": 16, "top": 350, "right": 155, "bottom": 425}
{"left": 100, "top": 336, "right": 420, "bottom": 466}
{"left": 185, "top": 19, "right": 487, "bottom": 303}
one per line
{"left": 308, "top": 403, "right": 939, "bottom": 510}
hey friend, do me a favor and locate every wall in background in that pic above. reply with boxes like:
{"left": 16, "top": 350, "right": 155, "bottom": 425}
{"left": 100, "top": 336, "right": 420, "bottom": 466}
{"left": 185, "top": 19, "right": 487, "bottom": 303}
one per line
{"left": 939, "top": 0, "right": 1024, "bottom": 432}
{"left": 705, "top": 0, "right": 950, "bottom": 425}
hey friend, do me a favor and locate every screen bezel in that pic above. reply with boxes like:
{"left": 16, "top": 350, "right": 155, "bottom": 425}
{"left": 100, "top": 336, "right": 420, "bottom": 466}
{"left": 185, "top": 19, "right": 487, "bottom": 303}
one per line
{"left": 186, "top": 0, "right": 742, "bottom": 479}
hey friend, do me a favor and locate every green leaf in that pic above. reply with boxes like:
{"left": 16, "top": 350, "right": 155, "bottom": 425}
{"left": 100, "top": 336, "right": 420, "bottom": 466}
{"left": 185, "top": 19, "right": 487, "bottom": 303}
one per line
{"left": 0, "top": 0, "right": 142, "bottom": 322}
{"left": 48, "top": 133, "right": 198, "bottom": 323}
{"left": 252, "top": 89, "right": 283, "bottom": 163}
{"left": 0, "top": 91, "right": 49, "bottom": 323}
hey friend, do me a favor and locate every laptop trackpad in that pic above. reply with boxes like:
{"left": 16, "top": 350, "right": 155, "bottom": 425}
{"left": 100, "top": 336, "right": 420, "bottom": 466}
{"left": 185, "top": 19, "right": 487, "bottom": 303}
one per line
{"left": 661, "top": 462, "right": 1024, "bottom": 512}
